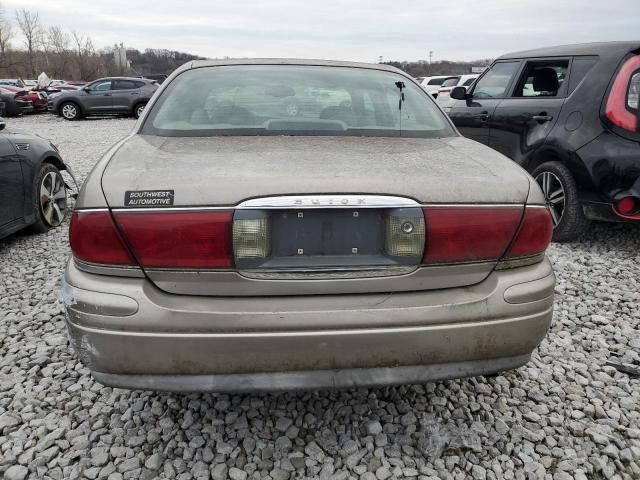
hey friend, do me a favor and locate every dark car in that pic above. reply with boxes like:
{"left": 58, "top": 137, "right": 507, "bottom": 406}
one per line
{"left": 0, "top": 87, "right": 34, "bottom": 116}
{"left": 447, "top": 41, "right": 640, "bottom": 240}
{"left": 1, "top": 85, "right": 48, "bottom": 112}
{"left": 48, "top": 77, "right": 158, "bottom": 120}
{"left": 0, "top": 118, "right": 76, "bottom": 239}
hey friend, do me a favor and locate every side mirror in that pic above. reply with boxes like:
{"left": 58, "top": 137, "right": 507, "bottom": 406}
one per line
{"left": 450, "top": 86, "right": 468, "bottom": 101}
{"left": 0, "top": 118, "right": 5, "bottom": 130}
{"left": 83, "top": 87, "right": 91, "bottom": 93}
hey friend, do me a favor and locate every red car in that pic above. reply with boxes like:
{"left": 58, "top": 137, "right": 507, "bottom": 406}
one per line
{"left": 1, "top": 85, "right": 47, "bottom": 112}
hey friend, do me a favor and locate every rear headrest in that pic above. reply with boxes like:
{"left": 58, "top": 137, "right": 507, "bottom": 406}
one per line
{"left": 533, "top": 68, "right": 559, "bottom": 93}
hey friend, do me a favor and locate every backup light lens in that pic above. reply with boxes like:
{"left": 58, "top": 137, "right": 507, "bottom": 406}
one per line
{"left": 233, "top": 217, "right": 271, "bottom": 259}
{"left": 384, "top": 212, "right": 425, "bottom": 257}
{"left": 629, "top": 73, "right": 640, "bottom": 110}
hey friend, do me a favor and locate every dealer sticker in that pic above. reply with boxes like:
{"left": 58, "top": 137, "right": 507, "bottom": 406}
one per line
{"left": 124, "top": 190, "right": 175, "bottom": 207}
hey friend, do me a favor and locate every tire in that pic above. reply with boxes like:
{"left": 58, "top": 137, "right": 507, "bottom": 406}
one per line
{"left": 60, "top": 102, "right": 81, "bottom": 121}
{"left": 532, "top": 161, "right": 589, "bottom": 242}
{"left": 133, "top": 102, "right": 147, "bottom": 119}
{"left": 29, "top": 163, "right": 68, "bottom": 234}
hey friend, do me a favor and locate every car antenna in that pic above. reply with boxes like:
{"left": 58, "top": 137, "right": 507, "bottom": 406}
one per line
{"left": 395, "top": 81, "right": 405, "bottom": 110}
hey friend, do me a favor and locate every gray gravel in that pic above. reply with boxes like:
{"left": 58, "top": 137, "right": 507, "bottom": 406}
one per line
{"left": 1, "top": 113, "right": 639, "bottom": 480}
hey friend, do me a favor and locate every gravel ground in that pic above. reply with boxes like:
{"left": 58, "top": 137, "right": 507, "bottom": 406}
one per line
{"left": 1, "top": 114, "right": 639, "bottom": 480}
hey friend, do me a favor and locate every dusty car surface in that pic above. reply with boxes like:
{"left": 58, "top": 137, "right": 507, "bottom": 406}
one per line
{"left": 62, "top": 59, "right": 555, "bottom": 392}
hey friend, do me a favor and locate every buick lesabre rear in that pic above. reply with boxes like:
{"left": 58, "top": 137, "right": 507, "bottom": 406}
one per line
{"left": 62, "top": 59, "right": 555, "bottom": 391}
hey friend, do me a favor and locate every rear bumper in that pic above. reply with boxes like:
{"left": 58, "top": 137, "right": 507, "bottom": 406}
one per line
{"left": 62, "top": 258, "right": 555, "bottom": 391}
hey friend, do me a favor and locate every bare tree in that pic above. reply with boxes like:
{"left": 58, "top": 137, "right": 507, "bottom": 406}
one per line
{"left": 15, "top": 8, "right": 42, "bottom": 76}
{"left": 47, "top": 25, "right": 69, "bottom": 54}
{"left": 0, "top": 3, "right": 11, "bottom": 55}
{"left": 45, "top": 25, "right": 71, "bottom": 77}
{"left": 0, "top": 21, "right": 12, "bottom": 57}
{"left": 72, "top": 30, "right": 101, "bottom": 80}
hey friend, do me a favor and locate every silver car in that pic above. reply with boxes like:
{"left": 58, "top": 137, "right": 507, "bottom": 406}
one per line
{"left": 62, "top": 59, "right": 555, "bottom": 392}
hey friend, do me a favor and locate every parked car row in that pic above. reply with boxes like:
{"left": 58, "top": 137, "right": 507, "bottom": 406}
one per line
{"left": 418, "top": 74, "right": 479, "bottom": 98}
{"left": 0, "top": 75, "right": 164, "bottom": 120}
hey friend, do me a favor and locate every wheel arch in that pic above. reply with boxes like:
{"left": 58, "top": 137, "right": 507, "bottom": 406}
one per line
{"left": 41, "top": 154, "right": 66, "bottom": 172}
{"left": 525, "top": 146, "right": 596, "bottom": 192}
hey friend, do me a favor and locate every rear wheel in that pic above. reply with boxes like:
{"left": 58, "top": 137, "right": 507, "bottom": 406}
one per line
{"left": 532, "top": 161, "right": 589, "bottom": 242}
{"left": 60, "top": 102, "right": 81, "bottom": 121}
{"left": 29, "top": 163, "right": 68, "bottom": 233}
{"left": 133, "top": 102, "right": 147, "bottom": 119}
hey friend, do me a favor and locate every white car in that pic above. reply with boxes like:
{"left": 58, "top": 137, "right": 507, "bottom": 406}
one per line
{"left": 420, "top": 75, "right": 460, "bottom": 98}
{"left": 436, "top": 75, "right": 479, "bottom": 110}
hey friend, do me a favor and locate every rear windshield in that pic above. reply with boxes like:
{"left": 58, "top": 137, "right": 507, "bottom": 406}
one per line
{"left": 141, "top": 65, "right": 455, "bottom": 138}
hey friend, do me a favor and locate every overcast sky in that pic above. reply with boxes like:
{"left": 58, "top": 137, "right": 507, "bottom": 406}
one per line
{"left": 4, "top": 0, "right": 639, "bottom": 62}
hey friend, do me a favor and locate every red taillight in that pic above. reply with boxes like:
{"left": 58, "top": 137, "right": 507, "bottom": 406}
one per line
{"left": 505, "top": 206, "right": 553, "bottom": 259}
{"left": 422, "top": 207, "right": 523, "bottom": 263}
{"left": 438, "top": 88, "right": 451, "bottom": 93}
{"left": 615, "top": 196, "right": 639, "bottom": 216}
{"left": 113, "top": 210, "right": 233, "bottom": 268}
{"left": 70, "top": 211, "right": 135, "bottom": 265}
{"left": 605, "top": 55, "right": 640, "bottom": 132}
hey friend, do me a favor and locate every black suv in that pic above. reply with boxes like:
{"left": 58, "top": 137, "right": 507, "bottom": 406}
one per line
{"left": 447, "top": 42, "right": 640, "bottom": 240}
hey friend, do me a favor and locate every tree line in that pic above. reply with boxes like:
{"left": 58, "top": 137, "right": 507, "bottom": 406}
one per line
{"left": 0, "top": 7, "right": 202, "bottom": 82}
{"left": 383, "top": 59, "right": 493, "bottom": 78}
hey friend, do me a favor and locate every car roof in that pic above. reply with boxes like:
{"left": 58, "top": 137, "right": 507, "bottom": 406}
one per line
{"left": 186, "top": 58, "right": 407, "bottom": 76}
{"left": 497, "top": 41, "right": 640, "bottom": 60}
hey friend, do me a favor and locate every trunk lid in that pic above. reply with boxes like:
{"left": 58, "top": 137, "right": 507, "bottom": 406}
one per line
{"left": 102, "top": 135, "right": 530, "bottom": 206}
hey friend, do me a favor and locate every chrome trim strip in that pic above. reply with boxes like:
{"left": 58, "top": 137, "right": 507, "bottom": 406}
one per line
{"left": 86, "top": 202, "right": 537, "bottom": 213}
{"left": 237, "top": 195, "right": 420, "bottom": 209}
{"left": 111, "top": 206, "right": 234, "bottom": 212}
{"left": 74, "top": 259, "right": 145, "bottom": 278}
{"left": 74, "top": 208, "right": 110, "bottom": 212}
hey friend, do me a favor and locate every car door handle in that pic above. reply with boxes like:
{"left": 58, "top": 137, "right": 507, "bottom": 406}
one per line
{"left": 478, "top": 111, "right": 489, "bottom": 121}
{"left": 532, "top": 114, "right": 553, "bottom": 123}
{"left": 103, "top": 93, "right": 111, "bottom": 96}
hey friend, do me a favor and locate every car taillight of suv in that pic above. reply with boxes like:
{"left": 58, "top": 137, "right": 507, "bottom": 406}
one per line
{"left": 606, "top": 55, "right": 640, "bottom": 132}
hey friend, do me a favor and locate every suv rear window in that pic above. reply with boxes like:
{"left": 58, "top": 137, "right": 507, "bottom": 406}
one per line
{"left": 568, "top": 56, "right": 598, "bottom": 95}
{"left": 142, "top": 65, "right": 455, "bottom": 138}
{"left": 113, "top": 80, "right": 146, "bottom": 90}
